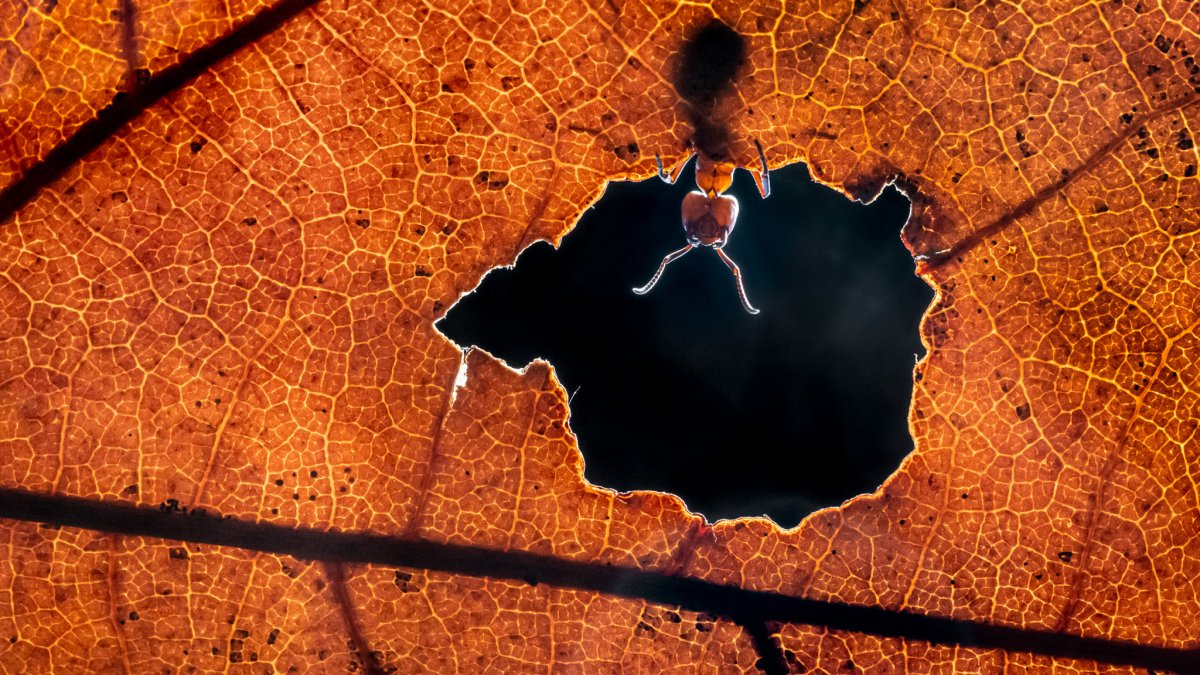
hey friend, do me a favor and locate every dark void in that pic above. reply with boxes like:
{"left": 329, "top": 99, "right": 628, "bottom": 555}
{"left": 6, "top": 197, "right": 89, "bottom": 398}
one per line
{"left": 439, "top": 162, "right": 931, "bottom": 527}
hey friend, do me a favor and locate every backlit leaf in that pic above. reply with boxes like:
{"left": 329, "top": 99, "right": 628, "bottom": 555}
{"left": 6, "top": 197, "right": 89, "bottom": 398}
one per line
{"left": 0, "top": 0, "right": 1197, "bottom": 672}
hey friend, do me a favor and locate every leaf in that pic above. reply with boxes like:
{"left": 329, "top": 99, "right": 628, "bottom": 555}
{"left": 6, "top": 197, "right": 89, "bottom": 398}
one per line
{"left": 0, "top": 0, "right": 1198, "bottom": 673}
{"left": 0, "top": 0, "right": 275, "bottom": 188}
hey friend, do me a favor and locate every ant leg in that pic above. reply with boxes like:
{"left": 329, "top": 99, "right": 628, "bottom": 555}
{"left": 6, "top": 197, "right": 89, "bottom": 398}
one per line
{"left": 656, "top": 154, "right": 671, "bottom": 182}
{"left": 715, "top": 248, "right": 761, "bottom": 314}
{"left": 633, "top": 245, "right": 693, "bottom": 295}
{"left": 752, "top": 139, "right": 771, "bottom": 199}
{"left": 656, "top": 153, "right": 692, "bottom": 185}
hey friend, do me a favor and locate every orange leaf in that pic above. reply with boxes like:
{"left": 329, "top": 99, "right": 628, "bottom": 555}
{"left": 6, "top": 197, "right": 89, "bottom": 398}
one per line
{"left": 1, "top": 0, "right": 1198, "bottom": 672}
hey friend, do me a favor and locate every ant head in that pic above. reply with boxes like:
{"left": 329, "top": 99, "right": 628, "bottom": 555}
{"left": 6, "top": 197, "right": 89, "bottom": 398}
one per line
{"left": 633, "top": 191, "right": 757, "bottom": 314}
{"left": 682, "top": 191, "right": 739, "bottom": 246}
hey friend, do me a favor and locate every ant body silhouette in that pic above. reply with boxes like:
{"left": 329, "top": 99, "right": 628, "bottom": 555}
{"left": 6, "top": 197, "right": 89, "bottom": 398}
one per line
{"left": 633, "top": 140, "right": 771, "bottom": 314}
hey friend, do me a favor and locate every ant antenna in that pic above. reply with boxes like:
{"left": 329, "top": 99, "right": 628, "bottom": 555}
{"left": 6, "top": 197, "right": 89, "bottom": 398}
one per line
{"left": 715, "top": 248, "right": 760, "bottom": 314}
{"left": 633, "top": 244, "right": 693, "bottom": 295}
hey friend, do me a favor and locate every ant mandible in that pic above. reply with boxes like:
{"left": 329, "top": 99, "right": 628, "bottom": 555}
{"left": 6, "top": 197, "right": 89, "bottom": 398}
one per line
{"left": 633, "top": 140, "right": 771, "bottom": 314}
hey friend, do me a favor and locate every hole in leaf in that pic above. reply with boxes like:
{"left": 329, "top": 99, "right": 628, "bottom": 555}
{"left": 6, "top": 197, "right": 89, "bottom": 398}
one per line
{"left": 439, "top": 162, "right": 931, "bottom": 527}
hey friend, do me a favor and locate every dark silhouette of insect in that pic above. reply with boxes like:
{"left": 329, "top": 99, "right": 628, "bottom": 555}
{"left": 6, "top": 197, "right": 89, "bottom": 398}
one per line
{"left": 633, "top": 140, "right": 771, "bottom": 314}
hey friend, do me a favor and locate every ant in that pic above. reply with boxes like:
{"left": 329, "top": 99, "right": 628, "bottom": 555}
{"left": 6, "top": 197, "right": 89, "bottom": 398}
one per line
{"left": 633, "top": 140, "right": 771, "bottom": 314}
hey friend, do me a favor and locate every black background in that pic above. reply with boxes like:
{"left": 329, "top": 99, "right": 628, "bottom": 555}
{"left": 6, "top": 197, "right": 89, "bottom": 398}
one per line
{"left": 439, "top": 160, "right": 932, "bottom": 527}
